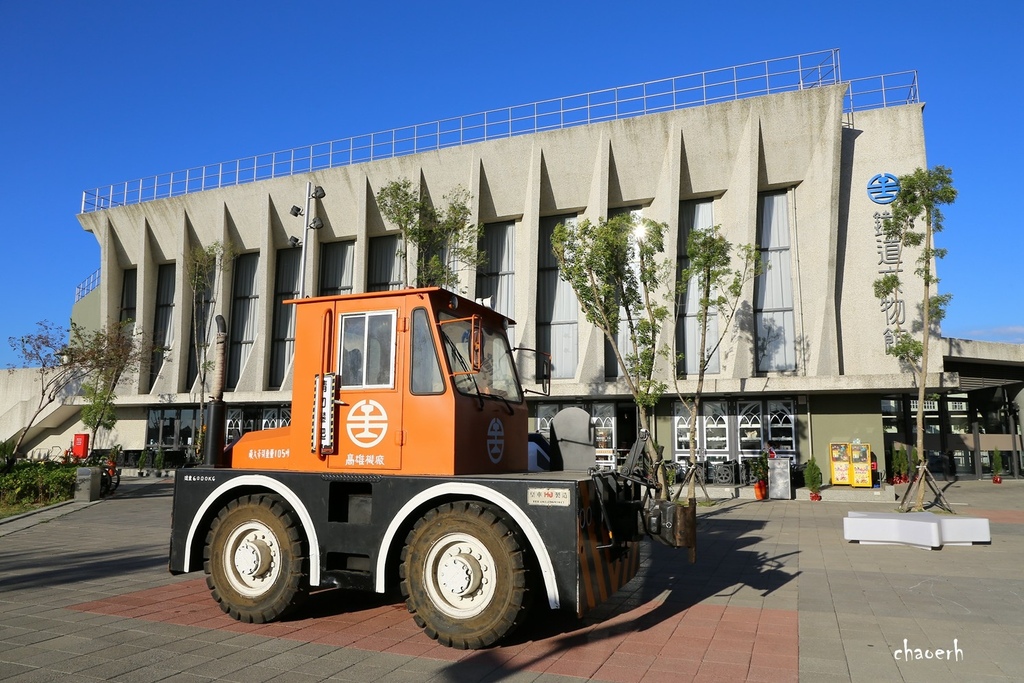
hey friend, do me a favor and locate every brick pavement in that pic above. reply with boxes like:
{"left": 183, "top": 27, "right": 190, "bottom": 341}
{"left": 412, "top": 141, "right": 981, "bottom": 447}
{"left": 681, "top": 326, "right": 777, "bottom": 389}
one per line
{"left": 1, "top": 476, "right": 1021, "bottom": 681}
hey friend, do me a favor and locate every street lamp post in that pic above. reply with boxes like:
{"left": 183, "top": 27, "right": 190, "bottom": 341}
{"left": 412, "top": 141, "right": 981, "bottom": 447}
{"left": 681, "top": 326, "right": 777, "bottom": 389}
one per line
{"left": 291, "top": 182, "right": 326, "bottom": 298}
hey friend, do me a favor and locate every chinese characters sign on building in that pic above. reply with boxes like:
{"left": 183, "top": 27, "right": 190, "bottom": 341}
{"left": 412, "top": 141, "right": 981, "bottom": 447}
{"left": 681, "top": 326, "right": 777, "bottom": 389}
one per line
{"left": 867, "top": 174, "right": 903, "bottom": 352}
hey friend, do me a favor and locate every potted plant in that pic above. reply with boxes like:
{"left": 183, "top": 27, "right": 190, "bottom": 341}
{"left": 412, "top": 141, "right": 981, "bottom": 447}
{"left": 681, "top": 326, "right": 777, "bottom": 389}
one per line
{"left": 992, "top": 448, "right": 1003, "bottom": 484}
{"left": 750, "top": 452, "right": 769, "bottom": 499}
{"left": 137, "top": 449, "right": 149, "bottom": 476}
{"left": 805, "top": 455, "right": 823, "bottom": 501}
{"left": 154, "top": 448, "right": 165, "bottom": 478}
{"left": 889, "top": 448, "right": 909, "bottom": 485}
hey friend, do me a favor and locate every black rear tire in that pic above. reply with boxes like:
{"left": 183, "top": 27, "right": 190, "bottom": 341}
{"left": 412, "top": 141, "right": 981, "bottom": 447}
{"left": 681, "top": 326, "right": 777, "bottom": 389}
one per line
{"left": 204, "top": 494, "right": 309, "bottom": 623}
{"left": 400, "top": 501, "right": 534, "bottom": 649}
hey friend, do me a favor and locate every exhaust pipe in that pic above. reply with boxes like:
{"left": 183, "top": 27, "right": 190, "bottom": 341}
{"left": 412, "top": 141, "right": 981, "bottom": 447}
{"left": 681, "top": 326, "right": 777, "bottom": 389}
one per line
{"left": 203, "top": 315, "right": 229, "bottom": 467}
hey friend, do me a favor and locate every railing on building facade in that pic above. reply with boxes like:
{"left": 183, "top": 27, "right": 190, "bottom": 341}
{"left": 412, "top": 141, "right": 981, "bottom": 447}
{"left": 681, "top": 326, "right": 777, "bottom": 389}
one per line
{"left": 80, "top": 49, "right": 918, "bottom": 214}
{"left": 75, "top": 267, "right": 101, "bottom": 302}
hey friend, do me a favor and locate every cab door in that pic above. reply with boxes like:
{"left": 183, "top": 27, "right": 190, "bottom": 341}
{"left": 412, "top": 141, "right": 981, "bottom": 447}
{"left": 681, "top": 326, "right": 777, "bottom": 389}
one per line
{"left": 328, "top": 307, "right": 404, "bottom": 471}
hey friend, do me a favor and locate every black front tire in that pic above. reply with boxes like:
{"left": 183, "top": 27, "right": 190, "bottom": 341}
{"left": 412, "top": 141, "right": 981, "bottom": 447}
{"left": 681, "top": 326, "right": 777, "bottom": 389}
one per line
{"left": 400, "top": 501, "right": 534, "bottom": 649}
{"left": 204, "top": 494, "right": 309, "bottom": 623}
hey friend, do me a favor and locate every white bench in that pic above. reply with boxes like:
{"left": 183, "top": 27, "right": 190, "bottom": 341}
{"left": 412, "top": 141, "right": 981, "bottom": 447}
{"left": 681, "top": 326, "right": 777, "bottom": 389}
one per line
{"left": 843, "top": 511, "right": 990, "bottom": 549}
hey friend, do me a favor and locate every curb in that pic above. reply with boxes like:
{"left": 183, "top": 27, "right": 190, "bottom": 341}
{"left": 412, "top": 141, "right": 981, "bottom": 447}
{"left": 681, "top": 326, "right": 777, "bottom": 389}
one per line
{"left": 0, "top": 498, "right": 80, "bottom": 526}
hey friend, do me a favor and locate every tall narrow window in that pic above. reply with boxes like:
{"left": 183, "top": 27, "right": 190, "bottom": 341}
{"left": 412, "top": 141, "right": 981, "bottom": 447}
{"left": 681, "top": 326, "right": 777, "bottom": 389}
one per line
{"left": 319, "top": 240, "right": 355, "bottom": 296}
{"left": 119, "top": 269, "right": 137, "bottom": 324}
{"left": 186, "top": 267, "right": 214, "bottom": 389}
{"left": 269, "top": 248, "right": 301, "bottom": 389}
{"left": 755, "top": 192, "right": 796, "bottom": 372}
{"left": 537, "top": 215, "right": 578, "bottom": 380}
{"left": 677, "top": 200, "right": 719, "bottom": 375}
{"left": 149, "top": 264, "right": 175, "bottom": 390}
{"left": 227, "top": 253, "right": 259, "bottom": 390}
{"left": 477, "top": 221, "right": 515, "bottom": 343}
{"left": 368, "top": 235, "right": 403, "bottom": 291}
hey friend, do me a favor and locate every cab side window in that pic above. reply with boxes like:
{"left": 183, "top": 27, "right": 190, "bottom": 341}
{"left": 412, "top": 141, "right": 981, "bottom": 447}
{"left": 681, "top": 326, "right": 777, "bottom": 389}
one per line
{"left": 340, "top": 311, "right": 396, "bottom": 388}
{"left": 410, "top": 308, "right": 444, "bottom": 394}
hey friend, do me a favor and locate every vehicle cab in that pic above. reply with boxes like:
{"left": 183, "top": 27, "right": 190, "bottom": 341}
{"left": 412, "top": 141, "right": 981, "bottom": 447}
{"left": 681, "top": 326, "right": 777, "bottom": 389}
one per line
{"left": 230, "top": 288, "right": 529, "bottom": 476}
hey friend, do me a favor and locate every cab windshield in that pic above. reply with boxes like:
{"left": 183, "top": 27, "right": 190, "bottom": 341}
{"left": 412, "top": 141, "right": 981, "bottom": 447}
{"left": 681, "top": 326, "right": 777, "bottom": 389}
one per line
{"left": 438, "top": 313, "right": 523, "bottom": 403}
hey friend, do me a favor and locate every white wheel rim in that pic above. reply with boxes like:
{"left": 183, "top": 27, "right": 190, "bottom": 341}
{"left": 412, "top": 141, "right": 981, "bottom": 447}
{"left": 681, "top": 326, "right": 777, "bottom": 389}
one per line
{"left": 423, "top": 532, "right": 497, "bottom": 619}
{"left": 222, "top": 520, "right": 281, "bottom": 598}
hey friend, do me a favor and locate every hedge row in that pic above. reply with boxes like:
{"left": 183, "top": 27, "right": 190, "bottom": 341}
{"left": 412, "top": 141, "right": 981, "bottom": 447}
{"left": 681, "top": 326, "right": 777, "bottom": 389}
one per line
{"left": 0, "top": 461, "right": 76, "bottom": 506}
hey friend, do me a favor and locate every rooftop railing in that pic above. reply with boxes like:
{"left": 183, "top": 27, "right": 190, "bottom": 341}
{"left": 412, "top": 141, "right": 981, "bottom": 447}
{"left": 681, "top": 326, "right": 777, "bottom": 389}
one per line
{"left": 80, "top": 49, "right": 918, "bottom": 214}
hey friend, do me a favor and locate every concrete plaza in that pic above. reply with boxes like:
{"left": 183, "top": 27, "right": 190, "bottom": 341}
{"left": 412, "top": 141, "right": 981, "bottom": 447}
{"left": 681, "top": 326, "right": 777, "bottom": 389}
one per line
{"left": 1, "top": 476, "right": 1021, "bottom": 682}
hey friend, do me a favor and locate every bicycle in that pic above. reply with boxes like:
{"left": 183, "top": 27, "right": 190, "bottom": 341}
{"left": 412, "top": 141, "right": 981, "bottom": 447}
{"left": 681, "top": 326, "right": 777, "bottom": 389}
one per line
{"left": 81, "top": 451, "right": 121, "bottom": 496}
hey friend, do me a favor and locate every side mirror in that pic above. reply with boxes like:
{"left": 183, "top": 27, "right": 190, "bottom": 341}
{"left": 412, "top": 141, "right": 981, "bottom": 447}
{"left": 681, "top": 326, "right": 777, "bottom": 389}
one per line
{"left": 537, "top": 353, "right": 551, "bottom": 395}
{"left": 471, "top": 315, "right": 483, "bottom": 372}
{"left": 512, "top": 347, "right": 551, "bottom": 396}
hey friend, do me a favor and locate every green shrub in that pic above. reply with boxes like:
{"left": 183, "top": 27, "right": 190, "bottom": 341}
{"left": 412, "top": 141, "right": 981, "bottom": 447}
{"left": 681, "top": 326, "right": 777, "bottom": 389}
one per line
{"left": 0, "top": 461, "right": 76, "bottom": 506}
{"left": 992, "top": 449, "right": 1003, "bottom": 475}
{"left": 804, "top": 456, "right": 822, "bottom": 493}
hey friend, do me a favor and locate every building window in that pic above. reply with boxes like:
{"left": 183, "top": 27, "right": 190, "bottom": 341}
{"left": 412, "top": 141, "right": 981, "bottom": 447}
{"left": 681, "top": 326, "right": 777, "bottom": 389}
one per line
{"left": 674, "top": 401, "right": 700, "bottom": 463}
{"left": 146, "top": 407, "right": 198, "bottom": 451}
{"left": 677, "top": 199, "right": 719, "bottom": 375}
{"left": 227, "top": 253, "right": 259, "bottom": 390}
{"left": 703, "top": 400, "right": 729, "bottom": 459}
{"left": 269, "top": 248, "right": 301, "bottom": 389}
{"left": 225, "top": 404, "right": 291, "bottom": 444}
{"left": 477, "top": 221, "right": 515, "bottom": 343}
{"left": 755, "top": 192, "right": 796, "bottom": 372}
{"left": 186, "top": 267, "right": 215, "bottom": 390}
{"left": 150, "top": 263, "right": 175, "bottom": 390}
{"left": 340, "top": 311, "right": 396, "bottom": 388}
{"left": 319, "top": 240, "right": 355, "bottom": 296}
{"left": 119, "top": 269, "right": 137, "bottom": 324}
{"left": 767, "top": 400, "right": 795, "bottom": 454}
{"left": 368, "top": 235, "right": 402, "bottom": 291}
{"left": 261, "top": 406, "right": 291, "bottom": 429}
{"left": 537, "top": 215, "right": 578, "bottom": 379}
{"left": 535, "top": 403, "right": 559, "bottom": 442}
{"left": 738, "top": 401, "right": 763, "bottom": 453}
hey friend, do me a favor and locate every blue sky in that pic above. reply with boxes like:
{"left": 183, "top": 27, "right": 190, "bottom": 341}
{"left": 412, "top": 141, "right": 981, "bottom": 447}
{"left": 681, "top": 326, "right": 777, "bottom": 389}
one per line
{"left": 1, "top": 0, "right": 1021, "bottom": 368}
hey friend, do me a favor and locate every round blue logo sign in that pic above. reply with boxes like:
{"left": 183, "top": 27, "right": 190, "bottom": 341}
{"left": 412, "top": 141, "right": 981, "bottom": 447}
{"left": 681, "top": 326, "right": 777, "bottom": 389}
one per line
{"left": 867, "top": 173, "right": 900, "bottom": 204}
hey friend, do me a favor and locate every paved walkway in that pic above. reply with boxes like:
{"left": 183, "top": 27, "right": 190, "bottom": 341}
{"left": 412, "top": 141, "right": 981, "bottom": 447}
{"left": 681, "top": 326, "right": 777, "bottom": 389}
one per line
{"left": 0, "top": 476, "right": 1021, "bottom": 681}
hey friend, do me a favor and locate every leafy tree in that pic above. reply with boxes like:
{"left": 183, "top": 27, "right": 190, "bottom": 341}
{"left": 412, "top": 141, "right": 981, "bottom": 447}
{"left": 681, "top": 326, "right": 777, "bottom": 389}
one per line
{"left": 675, "top": 225, "right": 761, "bottom": 499}
{"left": 551, "top": 212, "right": 672, "bottom": 494}
{"left": 872, "top": 166, "right": 956, "bottom": 511}
{"left": 5, "top": 321, "right": 85, "bottom": 470}
{"left": 4, "top": 320, "right": 144, "bottom": 472}
{"left": 77, "top": 321, "right": 146, "bottom": 453}
{"left": 376, "top": 178, "right": 483, "bottom": 291}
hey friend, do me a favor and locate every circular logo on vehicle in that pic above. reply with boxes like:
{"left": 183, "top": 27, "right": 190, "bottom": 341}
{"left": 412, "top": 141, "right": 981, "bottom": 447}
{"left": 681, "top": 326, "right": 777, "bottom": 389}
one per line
{"left": 486, "top": 418, "right": 504, "bottom": 464}
{"left": 347, "top": 400, "right": 388, "bottom": 448}
{"left": 867, "top": 173, "right": 900, "bottom": 204}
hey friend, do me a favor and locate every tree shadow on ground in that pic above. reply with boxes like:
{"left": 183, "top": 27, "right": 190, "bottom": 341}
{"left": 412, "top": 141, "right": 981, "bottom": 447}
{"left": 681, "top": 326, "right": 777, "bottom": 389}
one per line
{"left": 433, "top": 500, "right": 799, "bottom": 681}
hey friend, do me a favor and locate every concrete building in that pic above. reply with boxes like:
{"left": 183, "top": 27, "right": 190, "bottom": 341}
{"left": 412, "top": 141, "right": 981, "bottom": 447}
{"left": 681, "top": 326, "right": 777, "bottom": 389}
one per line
{"left": 5, "top": 49, "right": 1022, "bottom": 482}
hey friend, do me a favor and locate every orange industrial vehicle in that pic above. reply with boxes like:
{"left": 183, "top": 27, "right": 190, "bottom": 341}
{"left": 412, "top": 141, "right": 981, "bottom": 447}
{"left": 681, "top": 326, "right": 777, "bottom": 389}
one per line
{"left": 169, "top": 288, "right": 696, "bottom": 649}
